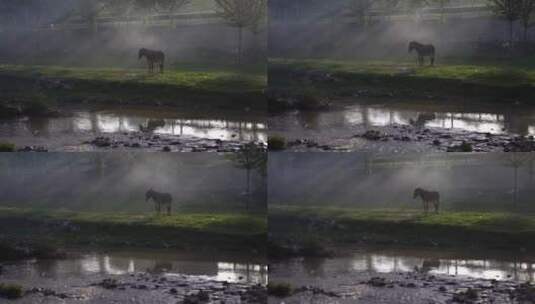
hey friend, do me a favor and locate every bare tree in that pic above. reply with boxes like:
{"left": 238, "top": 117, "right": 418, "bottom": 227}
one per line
{"left": 215, "top": 0, "right": 267, "bottom": 64}
{"left": 488, "top": 0, "right": 522, "bottom": 44}
{"left": 432, "top": 0, "right": 452, "bottom": 23}
{"left": 155, "top": 0, "right": 190, "bottom": 12}
{"left": 76, "top": 0, "right": 107, "bottom": 32}
{"left": 519, "top": 0, "right": 535, "bottom": 42}
{"left": 381, "top": 0, "right": 402, "bottom": 21}
{"left": 348, "top": 0, "right": 374, "bottom": 26}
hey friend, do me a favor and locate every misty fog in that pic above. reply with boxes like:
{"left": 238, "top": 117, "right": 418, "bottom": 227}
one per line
{"left": 268, "top": 152, "right": 535, "bottom": 212}
{"left": 269, "top": 0, "right": 521, "bottom": 60}
{"left": 0, "top": 153, "right": 266, "bottom": 213}
{"left": 0, "top": 0, "right": 266, "bottom": 66}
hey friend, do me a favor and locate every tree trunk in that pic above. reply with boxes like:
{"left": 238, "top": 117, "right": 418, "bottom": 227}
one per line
{"left": 246, "top": 168, "right": 251, "bottom": 211}
{"left": 510, "top": 20, "right": 514, "bottom": 45}
{"left": 237, "top": 26, "right": 243, "bottom": 64}
{"left": 513, "top": 166, "right": 518, "bottom": 206}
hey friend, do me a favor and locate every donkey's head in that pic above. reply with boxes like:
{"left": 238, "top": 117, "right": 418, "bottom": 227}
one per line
{"left": 138, "top": 48, "right": 147, "bottom": 60}
{"left": 408, "top": 41, "right": 418, "bottom": 53}
{"left": 145, "top": 188, "right": 154, "bottom": 202}
{"left": 413, "top": 188, "right": 423, "bottom": 199}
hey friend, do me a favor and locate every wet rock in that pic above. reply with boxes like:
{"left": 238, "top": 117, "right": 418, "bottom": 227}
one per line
{"left": 368, "top": 277, "right": 387, "bottom": 287}
{"left": 17, "top": 146, "right": 48, "bottom": 152}
{"left": 90, "top": 137, "right": 112, "bottom": 148}
{"left": 183, "top": 290, "right": 210, "bottom": 303}
{"left": 452, "top": 287, "right": 478, "bottom": 303}
{"left": 511, "top": 283, "right": 535, "bottom": 302}
{"left": 95, "top": 278, "right": 119, "bottom": 289}
{"left": 362, "top": 130, "right": 385, "bottom": 141}
{"left": 241, "top": 284, "right": 267, "bottom": 303}
{"left": 504, "top": 137, "right": 535, "bottom": 152}
{"left": 447, "top": 141, "right": 473, "bottom": 152}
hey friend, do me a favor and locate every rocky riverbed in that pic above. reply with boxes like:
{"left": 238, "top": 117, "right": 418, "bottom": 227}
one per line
{"left": 2, "top": 271, "right": 266, "bottom": 303}
{"left": 269, "top": 271, "right": 535, "bottom": 304}
{"left": 271, "top": 118, "right": 535, "bottom": 153}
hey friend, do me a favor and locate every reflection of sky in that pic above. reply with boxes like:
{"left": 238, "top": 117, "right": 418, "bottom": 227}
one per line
{"left": 74, "top": 113, "right": 266, "bottom": 142}
{"left": 343, "top": 106, "right": 535, "bottom": 135}
{"left": 23, "top": 111, "right": 267, "bottom": 143}
{"left": 75, "top": 255, "right": 267, "bottom": 284}
{"left": 350, "top": 254, "right": 535, "bottom": 281}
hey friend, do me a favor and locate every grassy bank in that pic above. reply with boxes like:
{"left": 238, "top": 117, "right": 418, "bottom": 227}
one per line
{"left": 270, "top": 205, "right": 535, "bottom": 254}
{"left": 269, "top": 58, "right": 535, "bottom": 104}
{"left": 0, "top": 207, "right": 267, "bottom": 259}
{"left": 0, "top": 63, "right": 267, "bottom": 112}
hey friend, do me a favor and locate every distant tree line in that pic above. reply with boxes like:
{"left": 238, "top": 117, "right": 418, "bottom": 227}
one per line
{"left": 0, "top": 0, "right": 266, "bottom": 64}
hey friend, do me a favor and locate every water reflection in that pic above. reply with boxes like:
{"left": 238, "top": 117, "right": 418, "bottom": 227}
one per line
{"left": 0, "top": 109, "right": 267, "bottom": 143}
{"left": 15, "top": 253, "right": 267, "bottom": 285}
{"left": 287, "top": 104, "right": 535, "bottom": 136}
{"left": 285, "top": 251, "right": 535, "bottom": 282}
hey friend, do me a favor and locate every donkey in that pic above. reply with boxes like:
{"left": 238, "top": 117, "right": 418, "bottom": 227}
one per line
{"left": 413, "top": 188, "right": 440, "bottom": 214}
{"left": 409, "top": 41, "right": 436, "bottom": 66}
{"left": 138, "top": 48, "right": 165, "bottom": 73}
{"left": 145, "top": 189, "right": 173, "bottom": 216}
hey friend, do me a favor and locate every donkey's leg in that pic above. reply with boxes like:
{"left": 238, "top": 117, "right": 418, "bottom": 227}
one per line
{"left": 430, "top": 56, "right": 435, "bottom": 66}
{"left": 435, "top": 200, "right": 439, "bottom": 213}
{"left": 167, "top": 205, "right": 171, "bottom": 216}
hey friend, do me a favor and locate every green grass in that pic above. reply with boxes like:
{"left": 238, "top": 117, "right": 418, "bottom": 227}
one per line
{"left": 0, "top": 63, "right": 266, "bottom": 94}
{"left": 0, "top": 207, "right": 267, "bottom": 254}
{"left": 270, "top": 205, "right": 535, "bottom": 251}
{"left": 0, "top": 142, "right": 15, "bottom": 152}
{"left": 0, "top": 207, "right": 266, "bottom": 236}
{"left": 0, "top": 283, "right": 23, "bottom": 300}
{"left": 272, "top": 205, "right": 535, "bottom": 233}
{"left": 271, "top": 58, "right": 535, "bottom": 87}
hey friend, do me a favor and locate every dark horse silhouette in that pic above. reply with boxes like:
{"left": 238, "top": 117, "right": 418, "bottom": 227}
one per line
{"left": 138, "top": 48, "right": 165, "bottom": 73}
{"left": 409, "top": 41, "right": 435, "bottom": 66}
{"left": 413, "top": 188, "right": 440, "bottom": 214}
{"left": 146, "top": 189, "right": 173, "bottom": 215}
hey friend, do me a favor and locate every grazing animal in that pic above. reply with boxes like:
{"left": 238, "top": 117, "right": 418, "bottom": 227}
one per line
{"left": 408, "top": 41, "right": 436, "bottom": 66}
{"left": 413, "top": 188, "right": 440, "bottom": 214}
{"left": 145, "top": 189, "right": 173, "bottom": 215}
{"left": 138, "top": 48, "right": 165, "bottom": 73}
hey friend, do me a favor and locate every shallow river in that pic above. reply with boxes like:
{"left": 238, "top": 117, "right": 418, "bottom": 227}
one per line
{"left": 0, "top": 105, "right": 267, "bottom": 151}
{"left": 269, "top": 247, "right": 535, "bottom": 304}
{"left": 270, "top": 99, "right": 535, "bottom": 153}
{"left": 1, "top": 249, "right": 267, "bottom": 303}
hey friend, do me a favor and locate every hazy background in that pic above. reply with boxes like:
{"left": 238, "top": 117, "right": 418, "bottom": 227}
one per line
{"left": 268, "top": 153, "right": 535, "bottom": 212}
{"left": 0, "top": 153, "right": 266, "bottom": 213}
{"left": 0, "top": 0, "right": 266, "bottom": 66}
{"left": 269, "top": 0, "right": 526, "bottom": 60}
